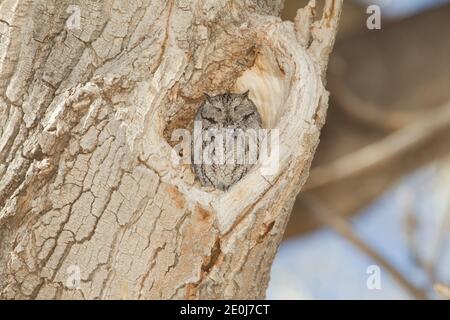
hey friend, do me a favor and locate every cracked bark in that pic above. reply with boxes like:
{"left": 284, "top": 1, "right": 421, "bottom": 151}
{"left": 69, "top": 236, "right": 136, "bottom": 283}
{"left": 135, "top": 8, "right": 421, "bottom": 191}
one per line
{"left": 0, "top": 0, "right": 342, "bottom": 299}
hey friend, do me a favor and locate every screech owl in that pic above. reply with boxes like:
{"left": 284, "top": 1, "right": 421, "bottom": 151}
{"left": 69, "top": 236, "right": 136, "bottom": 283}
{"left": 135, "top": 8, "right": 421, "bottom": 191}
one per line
{"left": 191, "top": 91, "right": 262, "bottom": 191}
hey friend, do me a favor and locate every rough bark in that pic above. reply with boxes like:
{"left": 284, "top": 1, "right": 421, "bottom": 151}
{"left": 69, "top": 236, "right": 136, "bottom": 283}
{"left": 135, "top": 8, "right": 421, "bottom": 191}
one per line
{"left": 0, "top": 0, "right": 342, "bottom": 299}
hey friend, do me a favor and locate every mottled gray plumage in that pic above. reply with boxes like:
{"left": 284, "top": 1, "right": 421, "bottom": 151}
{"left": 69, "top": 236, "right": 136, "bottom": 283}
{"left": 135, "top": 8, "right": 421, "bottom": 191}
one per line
{"left": 191, "top": 92, "right": 262, "bottom": 191}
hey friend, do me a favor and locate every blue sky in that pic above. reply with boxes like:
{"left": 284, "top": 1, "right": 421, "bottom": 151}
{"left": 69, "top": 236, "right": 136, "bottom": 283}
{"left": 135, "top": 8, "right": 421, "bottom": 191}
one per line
{"left": 357, "top": 0, "right": 450, "bottom": 17}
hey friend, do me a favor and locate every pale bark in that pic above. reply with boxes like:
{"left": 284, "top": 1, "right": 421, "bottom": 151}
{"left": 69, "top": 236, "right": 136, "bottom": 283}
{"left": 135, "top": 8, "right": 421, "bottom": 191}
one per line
{"left": 0, "top": 0, "right": 342, "bottom": 299}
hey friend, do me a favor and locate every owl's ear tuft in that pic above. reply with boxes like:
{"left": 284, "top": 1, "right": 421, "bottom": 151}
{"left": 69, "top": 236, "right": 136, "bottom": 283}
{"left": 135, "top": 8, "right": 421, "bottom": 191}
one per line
{"left": 242, "top": 90, "right": 250, "bottom": 98}
{"left": 203, "top": 92, "right": 213, "bottom": 103}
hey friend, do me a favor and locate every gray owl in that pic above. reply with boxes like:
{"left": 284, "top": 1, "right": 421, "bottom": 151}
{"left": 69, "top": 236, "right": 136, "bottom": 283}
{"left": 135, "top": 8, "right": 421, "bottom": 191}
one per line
{"left": 191, "top": 92, "right": 262, "bottom": 191}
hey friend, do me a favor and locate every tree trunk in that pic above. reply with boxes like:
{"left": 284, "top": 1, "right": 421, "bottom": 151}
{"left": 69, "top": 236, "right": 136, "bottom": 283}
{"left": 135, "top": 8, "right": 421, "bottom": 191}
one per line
{"left": 0, "top": 0, "right": 342, "bottom": 299}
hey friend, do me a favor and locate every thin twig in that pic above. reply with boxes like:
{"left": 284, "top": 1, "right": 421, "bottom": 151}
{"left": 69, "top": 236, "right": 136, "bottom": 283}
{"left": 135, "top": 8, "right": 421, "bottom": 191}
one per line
{"left": 426, "top": 176, "right": 450, "bottom": 283}
{"left": 302, "top": 194, "right": 429, "bottom": 300}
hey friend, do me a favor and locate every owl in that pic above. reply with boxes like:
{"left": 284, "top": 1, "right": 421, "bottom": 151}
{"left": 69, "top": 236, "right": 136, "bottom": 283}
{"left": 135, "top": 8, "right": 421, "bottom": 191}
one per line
{"left": 191, "top": 92, "right": 262, "bottom": 191}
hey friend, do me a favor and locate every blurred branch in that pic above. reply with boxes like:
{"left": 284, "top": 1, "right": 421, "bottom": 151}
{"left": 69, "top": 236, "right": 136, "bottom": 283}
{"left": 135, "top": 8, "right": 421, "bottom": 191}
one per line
{"left": 304, "top": 100, "right": 450, "bottom": 190}
{"left": 330, "top": 81, "right": 420, "bottom": 131}
{"left": 303, "top": 194, "right": 429, "bottom": 300}
{"left": 427, "top": 191, "right": 450, "bottom": 283}
{"left": 400, "top": 188, "right": 427, "bottom": 278}
{"left": 434, "top": 283, "right": 450, "bottom": 299}
{"left": 329, "top": 75, "right": 450, "bottom": 131}
{"left": 401, "top": 162, "right": 450, "bottom": 285}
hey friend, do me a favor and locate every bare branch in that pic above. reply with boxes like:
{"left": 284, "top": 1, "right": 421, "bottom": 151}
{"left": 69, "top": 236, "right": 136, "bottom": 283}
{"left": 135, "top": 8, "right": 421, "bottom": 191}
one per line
{"left": 303, "top": 194, "right": 428, "bottom": 300}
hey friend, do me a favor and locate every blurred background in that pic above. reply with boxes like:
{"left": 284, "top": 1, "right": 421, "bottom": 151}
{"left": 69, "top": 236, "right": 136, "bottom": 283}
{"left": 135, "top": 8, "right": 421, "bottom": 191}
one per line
{"left": 267, "top": 0, "right": 450, "bottom": 299}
